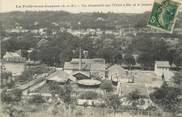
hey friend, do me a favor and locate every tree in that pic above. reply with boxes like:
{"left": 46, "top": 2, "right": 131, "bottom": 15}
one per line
{"left": 105, "top": 94, "right": 121, "bottom": 112}
{"left": 49, "top": 82, "right": 64, "bottom": 97}
{"left": 28, "top": 95, "right": 46, "bottom": 104}
{"left": 173, "top": 70, "right": 182, "bottom": 86}
{"left": 132, "top": 37, "right": 176, "bottom": 69}
{"left": 1, "top": 72, "right": 14, "bottom": 88}
{"left": 137, "top": 53, "right": 154, "bottom": 69}
{"left": 21, "top": 49, "right": 29, "bottom": 59}
{"left": 100, "top": 80, "right": 113, "bottom": 93}
{"left": 19, "top": 65, "right": 49, "bottom": 82}
{"left": 128, "top": 89, "right": 141, "bottom": 101}
{"left": 1, "top": 47, "right": 6, "bottom": 59}
{"left": 29, "top": 50, "right": 39, "bottom": 61}
{"left": 19, "top": 69, "right": 33, "bottom": 82}
{"left": 62, "top": 81, "right": 73, "bottom": 109}
{"left": 150, "top": 82, "right": 181, "bottom": 112}
{"left": 123, "top": 54, "right": 136, "bottom": 68}
{"left": 113, "top": 52, "right": 123, "bottom": 65}
{"left": 127, "top": 89, "right": 142, "bottom": 108}
{"left": 1, "top": 88, "right": 22, "bottom": 104}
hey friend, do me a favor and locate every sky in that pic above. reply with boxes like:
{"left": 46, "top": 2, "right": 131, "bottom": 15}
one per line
{"left": 1, "top": 0, "right": 181, "bottom": 13}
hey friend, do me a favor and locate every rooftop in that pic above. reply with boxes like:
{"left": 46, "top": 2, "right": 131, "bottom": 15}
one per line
{"left": 155, "top": 61, "right": 170, "bottom": 68}
{"left": 64, "top": 58, "right": 105, "bottom": 71}
{"left": 77, "top": 79, "right": 101, "bottom": 86}
{"left": 3, "top": 52, "right": 21, "bottom": 58}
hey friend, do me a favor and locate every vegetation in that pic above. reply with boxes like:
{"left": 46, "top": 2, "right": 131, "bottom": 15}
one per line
{"left": 62, "top": 81, "right": 74, "bottom": 109}
{"left": 19, "top": 64, "right": 49, "bottom": 82}
{"left": 1, "top": 88, "right": 22, "bottom": 104}
{"left": 1, "top": 11, "right": 182, "bottom": 117}
{"left": 150, "top": 82, "right": 181, "bottom": 112}
{"left": 131, "top": 37, "right": 182, "bottom": 69}
{"left": 173, "top": 70, "right": 182, "bottom": 85}
{"left": 105, "top": 94, "right": 121, "bottom": 112}
{"left": 79, "top": 91, "right": 98, "bottom": 100}
{"left": 128, "top": 89, "right": 142, "bottom": 101}
{"left": 100, "top": 80, "right": 113, "bottom": 93}
{"left": 1, "top": 11, "right": 182, "bottom": 69}
{"left": 28, "top": 95, "right": 46, "bottom": 104}
{"left": 1, "top": 71, "right": 14, "bottom": 88}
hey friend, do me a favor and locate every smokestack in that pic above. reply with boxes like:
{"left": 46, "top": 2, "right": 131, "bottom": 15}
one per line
{"left": 79, "top": 47, "right": 82, "bottom": 71}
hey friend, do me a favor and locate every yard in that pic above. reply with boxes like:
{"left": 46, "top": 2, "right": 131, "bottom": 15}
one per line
{"left": 4, "top": 63, "right": 25, "bottom": 76}
{"left": 131, "top": 70, "right": 163, "bottom": 88}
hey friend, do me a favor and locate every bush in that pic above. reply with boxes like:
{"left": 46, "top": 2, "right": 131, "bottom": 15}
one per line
{"left": 28, "top": 95, "right": 46, "bottom": 104}
{"left": 75, "top": 109, "right": 84, "bottom": 117}
{"left": 19, "top": 64, "right": 50, "bottom": 82}
{"left": 100, "top": 80, "right": 113, "bottom": 92}
{"left": 150, "top": 83, "right": 181, "bottom": 112}
{"left": 1, "top": 88, "right": 22, "bottom": 104}
{"left": 128, "top": 89, "right": 141, "bottom": 100}
{"left": 105, "top": 94, "right": 121, "bottom": 112}
{"left": 79, "top": 91, "right": 98, "bottom": 100}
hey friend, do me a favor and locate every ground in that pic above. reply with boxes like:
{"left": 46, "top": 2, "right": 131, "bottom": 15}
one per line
{"left": 1, "top": 69, "right": 166, "bottom": 117}
{"left": 131, "top": 70, "right": 163, "bottom": 87}
{"left": 8, "top": 106, "right": 174, "bottom": 117}
{"left": 4, "top": 63, "right": 25, "bottom": 76}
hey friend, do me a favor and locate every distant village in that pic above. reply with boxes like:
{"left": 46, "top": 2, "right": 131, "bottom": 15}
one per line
{"left": 0, "top": 11, "right": 182, "bottom": 117}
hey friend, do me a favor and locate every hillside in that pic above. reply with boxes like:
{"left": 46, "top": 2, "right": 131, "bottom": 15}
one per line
{"left": 1, "top": 11, "right": 181, "bottom": 30}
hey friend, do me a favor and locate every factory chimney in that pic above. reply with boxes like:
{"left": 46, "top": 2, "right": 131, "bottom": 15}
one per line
{"left": 79, "top": 47, "right": 82, "bottom": 71}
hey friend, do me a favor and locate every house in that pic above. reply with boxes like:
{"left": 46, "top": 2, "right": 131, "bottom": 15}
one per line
{"left": 107, "top": 64, "right": 127, "bottom": 83}
{"left": 3, "top": 51, "right": 26, "bottom": 63}
{"left": 154, "top": 61, "right": 170, "bottom": 76}
{"left": 47, "top": 70, "right": 75, "bottom": 84}
{"left": 64, "top": 58, "right": 106, "bottom": 80}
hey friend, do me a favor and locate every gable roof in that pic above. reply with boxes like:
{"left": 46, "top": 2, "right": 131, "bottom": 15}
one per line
{"left": 108, "top": 64, "right": 126, "bottom": 74}
{"left": 155, "top": 61, "right": 170, "bottom": 68}
{"left": 3, "top": 52, "right": 21, "bottom": 58}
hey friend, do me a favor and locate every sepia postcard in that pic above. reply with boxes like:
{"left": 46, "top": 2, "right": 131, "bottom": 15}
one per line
{"left": 0, "top": 0, "right": 182, "bottom": 117}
